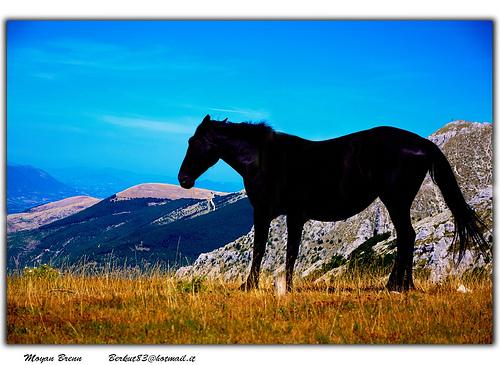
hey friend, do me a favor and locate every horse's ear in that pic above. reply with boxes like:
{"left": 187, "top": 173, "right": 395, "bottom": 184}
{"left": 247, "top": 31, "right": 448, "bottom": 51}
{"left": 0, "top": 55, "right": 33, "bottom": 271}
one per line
{"left": 202, "top": 114, "right": 211, "bottom": 123}
{"left": 222, "top": 118, "right": 228, "bottom": 122}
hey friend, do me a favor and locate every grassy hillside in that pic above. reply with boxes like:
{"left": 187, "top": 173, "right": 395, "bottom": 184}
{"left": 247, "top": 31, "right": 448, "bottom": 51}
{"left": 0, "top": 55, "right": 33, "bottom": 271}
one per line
{"left": 7, "top": 194, "right": 253, "bottom": 271}
{"left": 7, "top": 267, "right": 492, "bottom": 344}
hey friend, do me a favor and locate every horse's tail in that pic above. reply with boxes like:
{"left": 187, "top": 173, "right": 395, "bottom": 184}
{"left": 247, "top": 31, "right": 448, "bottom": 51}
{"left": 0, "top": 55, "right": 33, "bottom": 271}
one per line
{"left": 429, "top": 143, "right": 490, "bottom": 262}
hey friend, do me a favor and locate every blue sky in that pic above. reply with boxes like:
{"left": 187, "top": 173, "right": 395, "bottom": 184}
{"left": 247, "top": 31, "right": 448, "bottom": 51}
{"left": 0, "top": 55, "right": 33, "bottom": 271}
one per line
{"left": 7, "top": 20, "right": 492, "bottom": 189}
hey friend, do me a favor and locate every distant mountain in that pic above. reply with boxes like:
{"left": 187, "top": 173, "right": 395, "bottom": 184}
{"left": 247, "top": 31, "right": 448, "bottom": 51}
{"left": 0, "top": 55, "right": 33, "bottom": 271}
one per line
{"left": 47, "top": 167, "right": 177, "bottom": 198}
{"left": 7, "top": 196, "right": 100, "bottom": 233}
{"left": 7, "top": 165, "right": 80, "bottom": 213}
{"left": 7, "top": 184, "right": 252, "bottom": 271}
{"left": 177, "top": 121, "right": 493, "bottom": 283}
{"left": 115, "top": 183, "right": 226, "bottom": 201}
{"left": 47, "top": 166, "right": 243, "bottom": 198}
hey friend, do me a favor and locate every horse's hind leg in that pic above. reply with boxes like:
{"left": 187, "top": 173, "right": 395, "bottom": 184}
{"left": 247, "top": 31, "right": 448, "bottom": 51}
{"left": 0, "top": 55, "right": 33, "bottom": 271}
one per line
{"left": 382, "top": 200, "right": 416, "bottom": 291}
{"left": 380, "top": 156, "right": 429, "bottom": 291}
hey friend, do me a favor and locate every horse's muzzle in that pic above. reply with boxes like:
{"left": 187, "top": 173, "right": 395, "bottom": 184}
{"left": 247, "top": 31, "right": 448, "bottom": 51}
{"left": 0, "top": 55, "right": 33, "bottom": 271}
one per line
{"left": 178, "top": 174, "right": 194, "bottom": 189}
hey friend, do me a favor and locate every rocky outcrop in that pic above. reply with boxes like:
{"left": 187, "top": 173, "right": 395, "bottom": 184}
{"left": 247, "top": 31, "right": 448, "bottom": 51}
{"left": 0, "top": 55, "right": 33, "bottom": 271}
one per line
{"left": 177, "top": 121, "right": 493, "bottom": 283}
{"left": 151, "top": 191, "right": 247, "bottom": 226}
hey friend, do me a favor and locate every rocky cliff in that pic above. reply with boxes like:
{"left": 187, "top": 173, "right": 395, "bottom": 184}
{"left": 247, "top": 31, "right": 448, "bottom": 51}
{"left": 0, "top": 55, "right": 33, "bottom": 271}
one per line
{"left": 177, "top": 121, "right": 493, "bottom": 283}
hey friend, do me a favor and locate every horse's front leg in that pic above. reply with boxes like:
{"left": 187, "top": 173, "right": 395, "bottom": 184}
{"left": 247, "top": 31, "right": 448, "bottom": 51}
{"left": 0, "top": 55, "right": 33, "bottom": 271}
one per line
{"left": 285, "top": 214, "right": 304, "bottom": 292}
{"left": 241, "top": 211, "right": 270, "bottom": 291}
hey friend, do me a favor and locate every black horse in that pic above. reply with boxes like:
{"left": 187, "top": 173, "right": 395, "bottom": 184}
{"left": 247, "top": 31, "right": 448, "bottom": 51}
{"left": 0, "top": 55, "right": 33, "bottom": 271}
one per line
{"left": 178, "top": 115, "right": 488, "bottom": 291}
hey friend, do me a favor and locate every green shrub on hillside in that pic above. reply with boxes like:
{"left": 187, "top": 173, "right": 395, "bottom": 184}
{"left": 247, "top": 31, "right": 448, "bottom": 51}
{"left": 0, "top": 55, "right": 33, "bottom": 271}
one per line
{"left": 176, "top": 276, "right": 207, "bottom": 293}
{"left": 322, "top": 255, "right": 347, "bottom": 272}
{"left": 23, "top": 264, "right": 60, "bottom": 280}
{"left": 347, "top": 232, "right": 393, "bottom": 271}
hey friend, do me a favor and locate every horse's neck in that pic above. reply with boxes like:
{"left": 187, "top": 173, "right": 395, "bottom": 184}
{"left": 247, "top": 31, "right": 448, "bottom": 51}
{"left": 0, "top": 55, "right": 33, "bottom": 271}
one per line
{"left": 217, "top": 136, "right": 260, "bottom": 179}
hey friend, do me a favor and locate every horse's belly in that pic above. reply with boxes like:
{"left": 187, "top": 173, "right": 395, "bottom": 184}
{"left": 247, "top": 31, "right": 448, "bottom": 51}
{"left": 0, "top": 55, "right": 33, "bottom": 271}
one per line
{"left": 302, "top": 191, "right": 377, "bottom": 222}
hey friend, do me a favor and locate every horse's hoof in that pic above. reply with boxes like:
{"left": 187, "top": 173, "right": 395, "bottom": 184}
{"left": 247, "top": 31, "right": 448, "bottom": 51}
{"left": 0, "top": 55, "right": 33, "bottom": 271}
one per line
{"left": 239, "top": 282, "right": 256, "bottom": 291}
{"left": 386, "top": 284, "right": 413, "bottom": 293}
{"left": 386, "top": 282, "right": 403, "bottom": 292}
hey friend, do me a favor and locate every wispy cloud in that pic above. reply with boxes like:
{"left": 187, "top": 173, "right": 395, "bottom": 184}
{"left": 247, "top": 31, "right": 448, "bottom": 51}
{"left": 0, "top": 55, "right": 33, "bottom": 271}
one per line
{"left": 205, "top": 106, "right": 270, "bottom": 121}
{"left": 12, "top": 38, "right": 230, "bottom": 75}
{"left": 14, "top": 40, "right": 170, "bottom": 72}
{"left": 31, "top": 72, "right": 57, "bottom": 80}
{"left": 101, "top": 115, "right": 195, "bottom": 134}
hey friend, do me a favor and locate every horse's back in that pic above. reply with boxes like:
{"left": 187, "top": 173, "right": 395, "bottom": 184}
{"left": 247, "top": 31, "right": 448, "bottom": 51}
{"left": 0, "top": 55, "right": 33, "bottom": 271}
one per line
{"left": 270, "top": 126, "right": 435, "bottom": 221}
{"left": 337, "top": 126, "right": 435, "bottom": 185}
{"left": 281, "top": 125, "right": 433, "bottom": 175}
{"left": 336, "top": 125, "right": 430, "bottom": 149}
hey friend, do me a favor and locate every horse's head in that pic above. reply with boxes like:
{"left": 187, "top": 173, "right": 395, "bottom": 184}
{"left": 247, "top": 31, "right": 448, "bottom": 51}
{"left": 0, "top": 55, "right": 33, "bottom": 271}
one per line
{"left": 178, "top": 114, "right": 225, "bottom": 189}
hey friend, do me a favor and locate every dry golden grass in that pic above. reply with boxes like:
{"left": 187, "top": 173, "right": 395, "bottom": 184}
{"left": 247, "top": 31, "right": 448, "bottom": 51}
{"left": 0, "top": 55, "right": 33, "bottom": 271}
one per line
{"left": 7, "top": 268, "right": 492, "bottom": 344}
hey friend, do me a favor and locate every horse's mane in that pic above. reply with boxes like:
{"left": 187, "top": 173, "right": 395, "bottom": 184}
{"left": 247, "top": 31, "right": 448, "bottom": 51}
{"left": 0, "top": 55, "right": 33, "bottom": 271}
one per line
{"left": 213, "top": 120, "right": 275, "bottom": 142}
